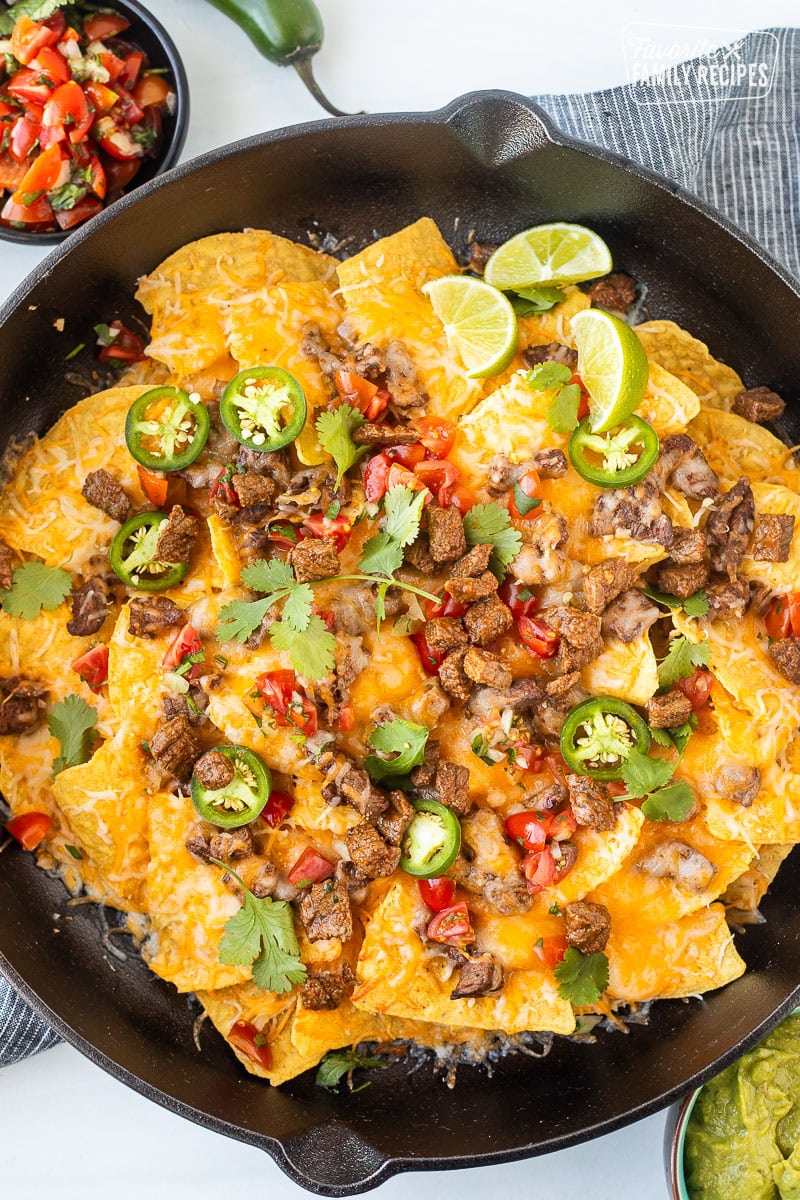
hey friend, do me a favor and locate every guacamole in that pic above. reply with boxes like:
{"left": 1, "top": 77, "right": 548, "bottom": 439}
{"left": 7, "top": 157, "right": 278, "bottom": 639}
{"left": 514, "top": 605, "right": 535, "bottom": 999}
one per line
{"left": 685, "top": 1013, "right": 800, "bottom": 1200}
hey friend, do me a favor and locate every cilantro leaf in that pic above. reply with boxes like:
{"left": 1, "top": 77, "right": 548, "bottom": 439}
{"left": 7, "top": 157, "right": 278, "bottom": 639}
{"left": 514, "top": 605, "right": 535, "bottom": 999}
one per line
{"left": 270, "top": 612, "right": 335, "bottom": 680}
{"left": 215, "top": 595, "right": 274, "bottom": 644}
{"left": 93, "top": 322, "right": 118, "bottom": 347}
{"left": 510, "top": 286, "right": 566, "bottom": 316}
{"left": 641, "top": 781, "right": 696, "bottom": 823}
{"left": 217, "top": 560, "right": 308, "bottom": 645}
{"left": 658, "top": 636, "right": 711, "bottom": 689}
{"left": 648, "top": 726, "right": 674, "bottom": 749}
{"left": 217, "top": 865, "right": 306, "bottom": 994}
{"left": 462, "top": 502, "right": 522, "bottom": 575}
{"left": 527, "top": 362, "right": 573, "bottom": 390}
{"left": 0, "top": 0, "right": 70, "bottom": 35}
{"left": 48, "top": 694, "right": 98, "bottom": 777}
{"left": 360, "top": 485, "right": 425, "bottom": 578}
{"left": 620, "top": 747, "right": 675, "bottom": 799}
{"left": 644, "top": 585, "right": 709, "bottom": 618}
{"left": 281, "top": 581, "right": 314, "bottom": 631}
{"left": 315, "top": 403, "right": 367, "bottom": 486}
{"left": 554, "top": 947, "right": 609, "bottom": 1006}
{"left": 241, "top": 558, "right": 295, "bottom": 593}
{"left": 513, "top": 481, "right": 542, "bottom": 517}
{"left": 0, "top": 561, "right": 72, "bottom": 620}
{"left": 359, "top": 530, "right": 403, "bottom": 578}
{"left": 315, "top": 1049, "right": 387, "bottom": 1091}
{"left": 365, "top": 718, "right": 429, "bottom": 782}
{"left": 546, "top": 383, "right": 582, "bottom": 433}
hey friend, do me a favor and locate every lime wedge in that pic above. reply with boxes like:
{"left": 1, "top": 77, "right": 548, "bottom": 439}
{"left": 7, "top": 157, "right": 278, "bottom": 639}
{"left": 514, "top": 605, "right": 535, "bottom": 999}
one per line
{"left": 570, "top": 309, "right": 649, "bottom": 433}
{"left": 484, "top": 223, "right": 613, "bottom": 291}
{"left": 422, "top": 275, "right": 518, "bottom": 378}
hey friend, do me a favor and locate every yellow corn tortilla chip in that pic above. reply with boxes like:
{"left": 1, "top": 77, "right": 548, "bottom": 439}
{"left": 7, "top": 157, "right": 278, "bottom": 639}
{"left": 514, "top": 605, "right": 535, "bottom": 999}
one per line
{"left": 550, "top": 802, "right": 646, "bottom": 906}
{"left": 582, "top": 633, "right": 659, "bottom": 706}
{"left": 724, "top": 843, "right": 794, "bottom": 912}
{"left": 290, "top": 1000, "right": 387, "bottom": 1061}
{"left": 523, "top": 286, "right": 590, "bottom": 348}
{"left": 741, "top": 481, "right": 800, "bottom": 591}
{"left": 106, "top": 605, "right": 170, "bottom": 737}
{"left": 207, "top": 513, "right": 241, "bottom": 586}
{"left": 606, "top": 903, "right": 745, "bottom": 1001}
{"left": 197, "top": 983, "right": 301, "bottom": 1084}
{"left": 635, "top": 320, "right": 744, "bottom": 408}
{"left": 638, "top": 361, "right": 701, "bottom": 436}
{"left": 205, "top": 686, "right": 309, "bottom": 777}
{"left": 337, "top": 218, "right": 484, "bottom": 419}
{"left": 688, "top": 408, "right": 797, "bottom": 487}
{"left": 682, "top": 737, "right": 800, "bottom": 845}
{"left": 455, "top": 370, "right": 559, "bottom": 476}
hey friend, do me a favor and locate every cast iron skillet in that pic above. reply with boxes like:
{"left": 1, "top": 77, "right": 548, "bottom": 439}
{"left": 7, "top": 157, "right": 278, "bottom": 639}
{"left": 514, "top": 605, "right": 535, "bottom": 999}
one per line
{"left": 1, "top": 91, "right": 800, "bottom": 1196}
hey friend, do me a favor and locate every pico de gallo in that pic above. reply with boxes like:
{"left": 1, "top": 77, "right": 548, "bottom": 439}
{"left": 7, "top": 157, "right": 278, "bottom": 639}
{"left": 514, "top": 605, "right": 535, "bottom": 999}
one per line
{"left": 0, "top": 1, "right": 176, "bottom": 233}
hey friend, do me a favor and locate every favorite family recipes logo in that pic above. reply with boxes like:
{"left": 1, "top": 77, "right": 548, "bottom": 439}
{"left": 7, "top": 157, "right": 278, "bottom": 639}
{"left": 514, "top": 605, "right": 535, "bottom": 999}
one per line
{"left": 623, "top": 24, "right": 778, "bottom": 105}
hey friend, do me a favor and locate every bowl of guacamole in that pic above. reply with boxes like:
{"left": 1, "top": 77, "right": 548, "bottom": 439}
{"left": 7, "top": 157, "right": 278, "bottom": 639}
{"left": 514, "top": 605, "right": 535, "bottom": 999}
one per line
{"left": 669, "top": 1010, "right": 800, "bottom": 1200}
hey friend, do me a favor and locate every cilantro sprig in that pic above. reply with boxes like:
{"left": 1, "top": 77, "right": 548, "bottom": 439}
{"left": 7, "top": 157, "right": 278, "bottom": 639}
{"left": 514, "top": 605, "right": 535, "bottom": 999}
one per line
{"left": 48, "top": 694, "right": 98, "bottom": 777}
{"left": 360, "top": 485, "right": 427, "bottom": 577}
{"left": 215, "top": 862, "right": 307, "bottom": 994}
{"left": 644, "top": 585, "right": 709, "bottom": 619}
{"left": 365, "top": 718, "right": 429, "bottom": 782}
{"left": 315, "top": 403, "right": 366, "bottom": 486}
{"left": 0, "top": 0, "right": 70, "bottom": 35}
{"left": 657, "top": 635, "right": 711, "bottom": 689}
{"left": 621, "top": 745, "right": 696, "bottom": 823}
{"left": 463, "top": 501, "right": 522, "bottom": 577}
{"left": 316, "top": 1049, "right": 388, "bottom": 1091}
{"left": 0, "top": 561, "right": 72, "bottom": 620}
{"left": 510, "top": 286, "right": 566, "bottom": 317}
{"left": 554, "top": 947, "right": 609, "bottom": 1006}
{"left": 527, "top": 362, "right": 582, "bottom": 433}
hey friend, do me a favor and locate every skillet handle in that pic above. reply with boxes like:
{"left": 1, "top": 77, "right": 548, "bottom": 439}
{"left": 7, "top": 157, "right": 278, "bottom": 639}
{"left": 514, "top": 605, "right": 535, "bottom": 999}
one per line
{"left": 275, "top": 1122, "right": 394, "bottom": 1194}
{"left": 440, "top": 89, "right": 557, "bottom": 166}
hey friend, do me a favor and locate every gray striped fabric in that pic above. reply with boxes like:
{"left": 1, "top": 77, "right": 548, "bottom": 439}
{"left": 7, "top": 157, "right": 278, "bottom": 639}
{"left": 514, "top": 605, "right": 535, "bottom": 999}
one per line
{"left": 1, "top": 24, "right": 798, "bottom": 1069}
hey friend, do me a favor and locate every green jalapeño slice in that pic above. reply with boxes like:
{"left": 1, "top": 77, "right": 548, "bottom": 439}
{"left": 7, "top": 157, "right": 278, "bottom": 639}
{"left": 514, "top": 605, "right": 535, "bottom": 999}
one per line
{"left": 190, "top": 745, "right": 271, "bottom": 829}
{"left": 125, "top": 386, "right": 210, "bottom": 471}
{"left": 560, "top": 696, "right": 651, "bottom": 782}
{"left": 109, "top": 512, "right": 189, "bottom": 592}
{"left": 220, "top": 366, "right": 307, "bottom": 452}
{"left": 569, "top": 414, "right": 659, "bottom": 488}
{"left": 400, "top": 797, "right": 461, "bottom": 878}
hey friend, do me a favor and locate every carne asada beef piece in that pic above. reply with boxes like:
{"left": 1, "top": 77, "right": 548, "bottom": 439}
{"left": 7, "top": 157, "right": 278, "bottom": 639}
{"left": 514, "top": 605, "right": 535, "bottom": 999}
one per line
{"left": 545, "top": 671, "right": 582, "bottom": 701}
{"left": 646, "top": 690, "right": 693, "bottom": 729}
{"left": 586, "top": 272, "right": 636, "bottom": 312}
{"left": 230, "top": 503, "right": 273, "bottom": 530}
{"left": 486, "top": 450, "right": 568, "bottom": 496}
{"left": 705, "top": 479, "right": 755, "bottom": 578}
{"left": 544, "top": 606, "right": 602, "bottom": 648}
{"left": 184, "top": 821, "right": 213, "bottom": 862}
{"left": 656, "top": 561, "right": 709, "bottom": 599}
{"left": 299, "top": 878, "right": 354, "bottom": 942}
{"left": 300, "top": 321, "right": 344, "bottom": 379}
{"left": 450, "top": 952, "right": 504, "bottom": 999}
{"left": 522, "top": 341, "right": 578, "bottom": 371}
{"left": 81, "top": 468, "right": 132, "bottom": 524}
{"left": 0, "top": 677, "right": 48, "bottom": 735}
{"left": 289, "top": 536, "right": 340, "bottom": 582}
{"left": 209, "top": 826, "right": 254, "bottom": 862}
{"left": 716, "top": 763, "right": 762, "bottom": 808}
{"left": 155, "top": 505, "right": 200, "bottom": 564}
{"left": 733, "top": 386, "right": 786, "bottom": 424}
{"left": 376, "top": 789, "right": 415, "bottom": 845}
{"left": 601, "top": 589, "right": 660, "bottom": 643}
{"left": 345, "top": 821, "right": 401, "bottom": 879}
{"left": 128, "top": 595, "right": 184, "bottom": 638}
{"left": 438, "top": 646, "right": 472, "bottom": 701}
{"left": 66, "top": 575, "right": 110, "bottom": 637}
{"left": 650, "top": 434, "right": 719, "bottom": 500}
{"left": 236, "top": 447, "right": 291, "bottom": 490}
{"left": 463, "top": 646, "right": 512, "bottom": 690}
{"left": 404, "top": 532, "right": 437, "bottom": 574}
{"left": 705, "top": 578, "right": 751, "bottom": 620}
{"left": 451, "top": 542, "right": 493, "bottom": 578}
{"left": 469, "top": 677, "right": 544, "bottom": 716}
{"left": 163, "top": 690, "right": 208, "bottom": 728}
{"left": 0, "top": 539, "right": 14, "bottom": 591}
{"left": 769, "top": 637, "right": 800, "bottom": 684}
{"left": 411, "top": 740, "right": 440, "bottom": 788}
{"left": 301, "top": 964, "right": 357, "bottom": 1011}
{"left": 232, "top": 473, "right": 276, "bottom": 508}
{"left": 425, "top": 616, "right": 468, "bottom": 657}
{"left": 533, "top": 448, "right": 569, "bottom": 478}
{"left": 351, "top": 342, "right": 385, "bottom": 380}
{"left": 564, "top": 900, "right": 611, "bottom": 955}
{"left": 467, "top": 239, "right": 499, "bottom": 274}
{"left": 582, "top": 558, "right": 635, "bottom": 614}
{"left": 752, "top": 513, "right": 795, "bottom": 562}
{"left": 445, "top": 570, "right": 498, "bottom": 604}
{"left": 333, "top": 761, "right": 388, "bottom": 818}
{"left": 433, "top": 761, "right": 471, "bottom": 816}
{"left": 554, "top": 636, "right": 604, "bottom": 674}
{"left": 252, "top": 862, "right": 298, "bottom": 901}
{"left": 669, "top": 527, "right": 708, "bottom": 564}
{"left": 451, "top": 810, "right": 531, "bottom": 914}
{"left": 591, "top": 481, "right": 674, "bottom": 546}
{"left": 384, "top": 339, "right": 427, "bottom": 408}
{"left": 150, "top": 714, "right": 201, "bottom": 781}
{"left": 352, "top": 422, "right": 419, "bottom": 446}
{"left": 193, "top": 749, "right": 235, "bottom": 791}
{"left": 567, "top": 774, "right": 616, "bottom": 831}
{"left": 464, "top": 593, "right": 513, "bottom": 646}
{"left": 636, "top": 841, "right": 716, "bottom": 892}
{"left": 427, "top": 505, "right": 467, "bottom": 564}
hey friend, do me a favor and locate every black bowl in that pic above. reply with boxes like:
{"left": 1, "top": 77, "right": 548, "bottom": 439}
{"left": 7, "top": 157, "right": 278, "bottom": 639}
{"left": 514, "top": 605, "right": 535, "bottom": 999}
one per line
{"left": 0, "top": 0, "right": 189, "bottom": 245}
{"left": 2, "top": 91, "right": 800, "bottom": 1196}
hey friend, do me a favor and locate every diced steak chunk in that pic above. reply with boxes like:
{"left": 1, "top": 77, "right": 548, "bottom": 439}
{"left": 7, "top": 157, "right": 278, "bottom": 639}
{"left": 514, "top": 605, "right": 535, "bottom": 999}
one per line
{"left": 155, "top": 505, "right": 200, "bottom": 565}
{"left": 522, "top": 341, "right": 578, "bottom": 371}
{"left": 434, "top": 761, "right": 471, "bottom": 816}
{"left": 468, "top": 677, "right": 544, "bottom": 716}
{"left": 150, "top": 714, "right": 201, "bottom": 781}
{"left": 345, "top": 821, "right": 401, "bottom": 879}
{"left": 752, "top": 513, "right": 795, "bottom": 562}
{"left": 376, "top": 789, "right": 415, "bottom": 845}
{"left": 669, "top": 528, "right": 707, "bottom": 564}
{"left": 564, "top": 900, "right": 611, "bottom": 954}
{"left": 438, "top": 646, "right": 471, "bottom": 700}
{"left": 425, "top": 616, "right": 468, "bottom": 657}
{"left": 705, "top": 578, "right": 750, "bottom": 620}
{"left": 463, "top": 646, "right": 512, "bottom": 689}
{"left": 601, "top": 589, "right": 660, "bottom": 643}
{"left": 352, "top": 422, "right": 418, "bottom": 446}
{"left": 336, "top": 763, "right": 388, "bottom": 818}
{"left": 732, "top": 386, "right": 786, "bottom": 424}
{"left": 486, "top": 450, "right": 568, "bottom": 496}
{"left": 232, "top": 473, "right": 275, "bottom": 508}
{"left": 544, "top": 606, "right": 602, "bottom": 648}
{"left": 411, "top": 740, "right": 440, "bottom": 788}
{"left": 636, "top": 840, "right": 716, "bottom": 893}
{"left": 716, "top": 763, "right": 762, "bottom": 808}
{"left": 299, "top": 879, "right": 353, "bottom": 942}
{"left": 0, "top": 539, "right": 14, "bottom": 591}
{"left": 193, "top": 749, "right": 235, "bottom": 790}
{"left": 427, "top": 505, "right": 467, "bottom": 564}
{"left": 653, "top": 434, "right": 719, "bottom": 500}
{"left": 301, "top": 321, "right": 343, "bottom": 379}
{"left": 769, "top": 637, "right": 800, "bottom": 684}
{"left": 646, "top": 690, "right": 692, "bottom": 729}
{"left": 705, "top": 479, "right": 755, "bottom": 578}
{"left": 404, "top": 532, "right": 436, "bottom": 574}
{"left": 301, "top": 964, "right": 356, "bottom": 1011}
{"left": 567, "top": 774, "right": 616, "bottom": 830}
{"left": 184, "top": 821, "right": 213, "bottom": 862}
{"left": 554, "top": 636, "right": 605, "bottom": 674}
{"left": 451, "top": 543, "right": 493, "bottom": 578}
{"left": 450, "top": 953, "right": 504, "bottom": 999}
{"left": 445, "top": 570, "right": 498, "bottom": 604}
{"left": 591, "top": 482, "right": 673, "bottom": 546}
{"left": 467, "top": 239, "right": 499, "bottom": 274}
{"left": 464, "top": 593, "right": 513, "bottom": 645}
{"left": 532, "top": 448, "right": 569, "bottom": 479}
{"left": 209, "top": 826, "right": 254, "bottom": 862}
{"left": 656, "top": 561, "right": 709, "bottom": 599}
{"left": 384, "top": 340, "right": 427, "bottom": 408}
{"left": 289, "top": 536, "right": 340, "bottom": 582}
{"left": 583, "top": 558, "right": 634, "bottom": 614}
{"left": 0, "top": 677, "right": 48, "bottom": 735}
{"left": 128, "top": 595, "right": 184, "bottom": 638}
{"left": 66, "top": 575, "right": 109, "bottom": 637}
{"left": 587, "top": 272, "right": 636, "bottom": 312}
{"left": 81, "top": 468, "right": 131, "bottom": 523}
{"left": 236, "top": 446, "right": 291, "bottom": 488}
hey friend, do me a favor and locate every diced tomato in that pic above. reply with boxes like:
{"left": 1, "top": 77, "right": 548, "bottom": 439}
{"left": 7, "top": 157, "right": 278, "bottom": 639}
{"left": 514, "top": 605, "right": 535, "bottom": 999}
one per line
{"left": 0, "top": 191, "right": 53, "bottom": 224}
{"left": 43, "top": 81, "right": 93, "bottom": 144}
{"left": 317, "top": 608, "right": 336, "bottom": 632}
{"left": 517, "top": 615, "right": 560, "bottom": 659}
{"left": 94, "top": 114, "right": 142, "bottom": 159}
{"left": 513, "top": 744, "right": 545, "bottom": 772}
{"left": 255, "top": 669, "right": 318, "bottom": 736}
{"left": 387, "top": 461, "right": 425, "bottom": 493}
{"left": 228, "top": 1020, "right": 272, "bottom": 1071}
{"left": 6, "top": 811, "right": 52, "bottom": 851}
{"left": 54, "top": 194, "right": 102, "bottom": 229}
{"left": 136, "top": 464, "right": 168, "bottom": 507}
{"left": 265, "top": 521, "right": 299, "bottom": 550}
{"left": 411, "top": 628, "right": 444, "bottom": 675}
{"left": 571, "top": 374, "right": 591, "bottom": 421}
{"left": 335, "top": 370, "right": 378, "bottom": 412}
{"left": 287, "top": 846, "right": 335, "bottom": 887}
{"left": 533, "top": 934, "right": 568, "bottom": 971}
{"left": 99, "top": 50, "right": 126, "bottom": 84}
{"left": 112, "top": 83, "right": 144, "bottom": 126}
{"left": 508, "top": 468, "right": 542, "bottom": 520}
{"left": 13, "top": 142, "right": 63, "bottom": 201}
{"left": 446, "top": 482, "right": 477, "bottom": 515}
{"left": 261, "top": 790, "right": 295, "bottom": 829}
{"left": 426, "top": 902, "right": 474, "bottom": 945}
{"left": 84, "top": 152, "right": 106, "bottom": 199}
{"left": 0, "top": 152, "right": 27, "bottom": 190}
{"left": 72, "top": 644, "right": 109, "bottom": 690}
{"left": 385, "top": 441, "right": 426, "bottom": 468}
{"left": 30, "top": 46, "right": 70, "bottom": 86}
{"left": 765, "top": 592, "right": 800, "bottom": 640}
{"left": 85, "top": 81, "right": 119, "bottom": 113}
{"left": 521, "top": 846, "right": 558, "bottom": 894}
{"left": 505, "top": 809, "right": 549, "bottom": 850}
{"left": 162, "top": 624, "right": 203, "bottom": 671}
{"left": 424, "top": 591, "right": 469, "bottom": 620}
{"left": 11, "top": 16, "right": 59, "bottom": 66}
{"left": 498, "top": 577, "right": 538, "bottom": 619}
{"left": 548, "top": 809, "right": 578, "bottom": 841}
{"left": 119, "top": 51, "right": 145, "bottom": 90}
{"left": 418, "top": 876, "right": 456, "bottom": 912}
{"left": 364, "top": 452, "right": 391, "bottom": 502}
{"left": 41, "top": 11, "right": 67, "bottom": 40}
{"left": 102, "top": 150, "right": 141, "bottom": 194}
{"left": 414, "top": 416, "right": 455, "bottom": 459}
{"left": 337, "top": 703, "right": 355, "bottom": 733}
{"left": 7, "top": 68, "right": 53, "bottom": 107}
{"left": 303, "top": 512, "right": 352, "bottom": 553}
{"left": 57, "top": 26, "right": 80, "bottom": 51}
{"left": 97, "top": 320, "right": 145, "bottom": 363}
{"left": 414, "top": 458, "right": 460, "bottom": 506}
{"left": 133, "top": 71, "right": 172, "bottom": 108}
{"left": 676, "top": 667, "right": 713, "bottom": 713}
{"left": 365, "top": 387, "right": 391, "bottom": 421}
{"left": 0, "top": 99, "right": 16, "bottom": 118}
{"left": 208, "top": 466, "right": 239, "bottom": 508}
{"left": 545, "top": 752, "right": 570, "bottom": 790}
{"left": 84, "top": 12, "right": 132, "bottom": 40}
{"left": 38, "top": 121, "right": 65, "bottom": 150}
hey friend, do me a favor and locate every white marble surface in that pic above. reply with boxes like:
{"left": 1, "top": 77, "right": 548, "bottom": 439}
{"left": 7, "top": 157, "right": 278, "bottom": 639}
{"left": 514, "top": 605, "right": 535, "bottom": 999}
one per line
{"left": 1, "top": 0, "right": 797, "bottom": 1194}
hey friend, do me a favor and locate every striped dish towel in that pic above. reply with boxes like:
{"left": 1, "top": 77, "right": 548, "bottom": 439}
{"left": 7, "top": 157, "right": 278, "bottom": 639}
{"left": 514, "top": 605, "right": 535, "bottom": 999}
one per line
{"left": 1, "top": 24, "right": 797, "bottom": 1068}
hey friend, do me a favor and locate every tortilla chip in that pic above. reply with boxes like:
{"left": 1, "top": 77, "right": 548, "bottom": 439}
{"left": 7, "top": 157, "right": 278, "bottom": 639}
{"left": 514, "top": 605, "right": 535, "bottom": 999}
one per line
{"left": 204, "top": 686, "right": 310, "bottom": 777}
{"left": 635, "top": 320, "right": 744, "bottom": 408}
{"left": 290, "top": 1000, "right": 387, "bottom": 1061}
{"left": 337, "top": 218, "right": 483, "bottom": 419}
{"left": 106, "top": 605, "right": 171, "bottom": 737}
{"left": 455, "top": 370, "right": 560, "bottom": 476}
{"left": 290, "top": 773, "right": 361, "bottom": 838}
{"left": 582, "top": 634, "right": 659, "bottom": 706}
{"left": 550, "top": 802, "right": 646, "bottom": 906}
{"left": 606, "top": 903, "right": 745, "bottom": 1001}
{"left": 638, "top": 361, "right": 701, "bottom": 436}
{"left": 197, "top": 983, "right": 301, "bottom": 1083}
{"left": 740, "top": 482, "right": 800, "bottom": 591}
{"left": 688, "top": 408, "right": 797, "bottom": 487}
{"left": 724, "top": 843, "right": 795, "bottom": 912}
{"left": 523, "top": 286, "right": 590, "bottom": 348}
{"left": 207, "top": 514, "right": 241, "bottom": 586}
